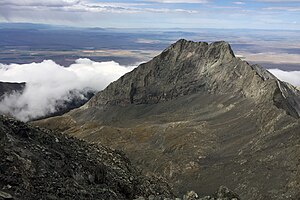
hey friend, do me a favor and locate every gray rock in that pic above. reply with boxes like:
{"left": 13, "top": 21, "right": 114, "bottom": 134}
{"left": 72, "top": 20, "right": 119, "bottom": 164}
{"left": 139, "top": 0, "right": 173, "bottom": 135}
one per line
{"left": 88, "top": 39, "right": 300, "bottom": 118}
{"left": 183, "top": 191, "right": 199, "bottom": 200}
{"left": 134, "top": 197, "right": 145, "bottom": 200}
{"left": 0, "top": 115, "right": 174, "bottom": 200}
{"left": 214, "top": 186, "right": 240, "bottom": 199}
{"left": 0, "top": 191, "right": 13, "bottom": 200}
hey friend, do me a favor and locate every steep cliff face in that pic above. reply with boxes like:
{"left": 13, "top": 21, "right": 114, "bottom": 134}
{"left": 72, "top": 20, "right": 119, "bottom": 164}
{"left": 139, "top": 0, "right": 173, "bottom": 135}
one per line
{"left": 88, "top": 39, "right": 300, "bottom": 118}
{"left": 34, "top": 40, "right": 300, "bottom": 200}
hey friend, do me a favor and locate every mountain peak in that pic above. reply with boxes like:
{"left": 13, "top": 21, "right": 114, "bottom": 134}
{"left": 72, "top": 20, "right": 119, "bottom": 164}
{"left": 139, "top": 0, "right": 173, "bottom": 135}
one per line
{"left": 87, "top": 39, "right": 300, "bottom": 118}
{"left": 164, "top": 39, "right": 235, "bottom": 60}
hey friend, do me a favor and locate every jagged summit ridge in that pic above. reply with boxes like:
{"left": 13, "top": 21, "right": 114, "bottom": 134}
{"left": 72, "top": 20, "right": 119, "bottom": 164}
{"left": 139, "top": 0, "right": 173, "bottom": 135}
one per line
{"left": 88, "top": 40, "right": 239, "bottom": 106}
{"left": 87, "top": 39, "right": 300, "bottom": 118}
{"left": 163, "top": 39, "right": 235, "bottom": 58}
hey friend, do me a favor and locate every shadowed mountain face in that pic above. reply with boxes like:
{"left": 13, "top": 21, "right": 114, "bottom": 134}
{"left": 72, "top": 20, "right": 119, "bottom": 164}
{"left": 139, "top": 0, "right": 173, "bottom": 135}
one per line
{"left": 35, "top": 40, "right": 300, "bottom": 199}
{"left": 33, "top": 89, "right": 96, "bottom": 121}
{"left": 0, "top": 82, "right": 95, "bottom": 121}
{"left": 0, "top": 82, "right": 25, "bottom": 98}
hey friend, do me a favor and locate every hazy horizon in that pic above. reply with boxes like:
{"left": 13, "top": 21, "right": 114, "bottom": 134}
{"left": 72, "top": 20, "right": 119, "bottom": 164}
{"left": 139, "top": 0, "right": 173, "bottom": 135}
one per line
{"left": 0, "top": 0, "right": 299, "bottom": 30}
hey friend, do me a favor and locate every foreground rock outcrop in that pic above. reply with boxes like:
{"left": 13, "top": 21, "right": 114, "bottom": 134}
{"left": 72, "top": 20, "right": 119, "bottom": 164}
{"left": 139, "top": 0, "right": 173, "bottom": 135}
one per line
{"left": 0, "top": 114, "right": 241, "bottom": 200}
{"left": 35, "top": 40, "right": 300, "bottom": 199}
{"left": 0, "top": 115, "right": 174, "bottom": 199}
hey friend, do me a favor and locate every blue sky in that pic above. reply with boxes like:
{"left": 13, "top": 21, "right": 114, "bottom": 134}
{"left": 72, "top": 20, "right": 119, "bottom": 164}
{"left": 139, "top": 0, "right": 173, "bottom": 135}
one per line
{"left": 0, "top": 0, "right": 299, "bottom": 30}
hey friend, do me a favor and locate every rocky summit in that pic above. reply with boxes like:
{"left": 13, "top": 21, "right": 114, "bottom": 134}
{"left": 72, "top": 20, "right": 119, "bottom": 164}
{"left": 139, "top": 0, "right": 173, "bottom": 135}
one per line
{"left": 35, "top": 40, "right": 300, "bottom": 199}
{"left": 88, "top": 39, "right": 300, "bottom": 118}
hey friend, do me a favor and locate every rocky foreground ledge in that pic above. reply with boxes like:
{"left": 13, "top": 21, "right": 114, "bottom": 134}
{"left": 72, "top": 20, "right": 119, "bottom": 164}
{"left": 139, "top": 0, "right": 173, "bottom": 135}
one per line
{"left": 134, "top": 186, "right": 240, "bottom": 200}
{"left": 0, "top": 115, "right": 239, "bottom": 200}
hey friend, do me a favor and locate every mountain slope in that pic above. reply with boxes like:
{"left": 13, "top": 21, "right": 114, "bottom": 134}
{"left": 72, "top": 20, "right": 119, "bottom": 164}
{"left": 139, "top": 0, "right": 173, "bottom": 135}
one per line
{"left": 34, "top": 40, "right": 300, "bottom": 200}
{"left": 0, "top": 81, "right": 25, "bottom": 98}
{"left": 88, "top": 39, "right": 300, "bottom": 118}
{"left": 0, "top": 115, "right": 175, "bottom": 200}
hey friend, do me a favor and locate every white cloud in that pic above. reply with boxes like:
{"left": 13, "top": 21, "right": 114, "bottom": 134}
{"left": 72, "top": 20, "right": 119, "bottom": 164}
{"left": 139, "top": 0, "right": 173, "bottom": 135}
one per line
{"left": 255, "top": 0, "right": 300, "bottom": 2}
{"left": 0, "top": 0, "right": 198, "bottom": 15}
{"left": 264, "top": 6, "right": 300, "bottom": 11}
{"left": 0, "top": 59, "right": 135, "bottom": 121}
{"left": 233, "top": 1, "right": 245, "bottom": 5}
{"left": 269, "top": 69, "right": 300, "bottom": 87}
{"left": 0, "top": 0, "right": 136, "bottom": 14}
{"left": 142, "top": 0, "right": 208, "bottom": 3}
{"left": 0, "top": 0, "right": 80, "bottom": 7}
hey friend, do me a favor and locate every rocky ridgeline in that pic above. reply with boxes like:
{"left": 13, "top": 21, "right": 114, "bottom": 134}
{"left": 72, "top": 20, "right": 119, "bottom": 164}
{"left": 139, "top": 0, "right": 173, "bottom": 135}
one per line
{"left": 0, "top": 115, "right": 239, "bottom": 200}
{"left": 88, "top": 39, "right": 300, "bottom": 118}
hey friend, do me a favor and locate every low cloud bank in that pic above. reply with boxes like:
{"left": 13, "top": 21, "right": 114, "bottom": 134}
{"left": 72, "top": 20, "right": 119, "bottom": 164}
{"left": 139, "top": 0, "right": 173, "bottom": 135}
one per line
{"left": 1, "top": 60, "right": 298, "bottom": 122}
{"left": 268, "top": 69, "right": 300, "bottom": 87}
{"left": 0, "top": 59, "right": 135, "bottom": 121}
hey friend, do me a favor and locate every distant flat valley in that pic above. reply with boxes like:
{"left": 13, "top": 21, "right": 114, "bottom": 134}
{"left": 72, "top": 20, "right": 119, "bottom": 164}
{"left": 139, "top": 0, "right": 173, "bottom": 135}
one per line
{"left": 0, "top": 24, "right": 300, "bottom": 71}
